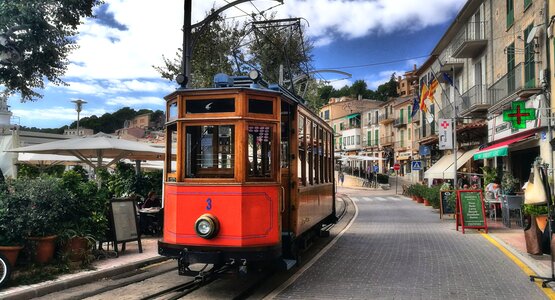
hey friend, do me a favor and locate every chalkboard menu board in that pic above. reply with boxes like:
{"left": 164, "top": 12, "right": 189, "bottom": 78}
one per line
{"left": 456, "top": 190, "right": 488, "bottom": 234}
{"left": 109, "top": 198, "right": 143, "bottom": 253}
{"left": 440, "top": 190, "right": 455, "bottom": 219}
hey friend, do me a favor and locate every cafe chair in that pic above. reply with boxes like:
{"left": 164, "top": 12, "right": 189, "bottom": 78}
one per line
{"left": 502, "top": 195, "right": 524, "bottom": 228}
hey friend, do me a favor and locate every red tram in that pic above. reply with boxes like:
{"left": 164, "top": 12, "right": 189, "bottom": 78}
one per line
{"left": 158, "top": 72, "right": 336, "bottom": 275}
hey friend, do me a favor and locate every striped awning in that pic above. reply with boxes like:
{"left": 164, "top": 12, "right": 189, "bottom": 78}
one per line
{"left": 473, "top": 133, "right": 534, "bottom": 160}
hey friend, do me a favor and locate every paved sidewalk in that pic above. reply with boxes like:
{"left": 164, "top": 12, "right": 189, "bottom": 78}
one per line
{"left": 272, "top": 189, "right": 549, "bottom": 299}
{"left": 0, "top": 237, "right": 165, "bottom": 300}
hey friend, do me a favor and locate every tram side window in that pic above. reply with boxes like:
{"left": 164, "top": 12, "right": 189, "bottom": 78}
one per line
{"left": 298, "top": 115, "right": 306, "bottom": 186}
{"left": 185, "top": 125, "right": 234, "bottom": 178}
{"left": 248, "top": 125, "right": 273, "bottom": 179}
{"left": 166, "top": 123, "right": 177, "bottom": 182}
{"left": 306, "top": 120, "right": 313, "bottom": 185}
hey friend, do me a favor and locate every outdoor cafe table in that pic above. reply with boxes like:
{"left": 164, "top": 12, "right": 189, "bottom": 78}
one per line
{"left": 138, "top": 207, "right": 162, "bottom": 235}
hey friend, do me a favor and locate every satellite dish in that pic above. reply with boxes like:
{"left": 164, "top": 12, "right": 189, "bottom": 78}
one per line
{"left": 527, "top": 26, "right": 538, "bottom": 44}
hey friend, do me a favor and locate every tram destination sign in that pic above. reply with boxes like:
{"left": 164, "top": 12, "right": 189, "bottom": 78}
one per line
{"left": 456, "top": 190, "right": 487, "bottom": 234}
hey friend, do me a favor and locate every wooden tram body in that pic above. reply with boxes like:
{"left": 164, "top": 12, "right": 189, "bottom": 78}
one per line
{"left": 158, "top": 75, "right": 336, "bottom": 274}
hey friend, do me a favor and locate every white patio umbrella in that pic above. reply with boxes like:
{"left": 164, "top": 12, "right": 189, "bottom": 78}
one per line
{"left": 7, "top": 134, "right": 165, "bottom": 172}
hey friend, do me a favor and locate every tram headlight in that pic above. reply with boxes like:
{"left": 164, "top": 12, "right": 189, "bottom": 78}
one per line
{"left": 194, "top": 214, "right": 219, "bottom": 239}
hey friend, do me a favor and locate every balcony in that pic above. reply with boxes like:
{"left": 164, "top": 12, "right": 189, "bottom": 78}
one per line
{"left": 437, "top": 46, "right": 464, "bottom": 75}
{"left": 459, "top": 84, "right": 490, "bottom": 117}
{"left": 393, "top": 118, "right": 407, "bottom": 128}
{"left": 378, "top": 113, "right": 394, "bottom": 124}
{"left": 488, "top": 63, "right": 543, "bottom": 113}
{"left": 380, "top": 136, "right": 394, "bottom": 146}
{"left": 452, "top": 21, "right": 488, "bottom": 58}
{"left": 394, "top": 140, "right": 407, "bottom": 151}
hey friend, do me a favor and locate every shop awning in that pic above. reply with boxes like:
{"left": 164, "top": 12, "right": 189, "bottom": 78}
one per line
{"left": 423, "top": 152, "right": 461, "bottom": 180}
{"left": 444, "top": 148, "right": 479, "bottom": 175}
{"left": 473, "top": 133, "right": 534, "bottom": 160}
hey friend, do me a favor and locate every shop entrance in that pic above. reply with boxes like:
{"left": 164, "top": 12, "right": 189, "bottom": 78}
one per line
{"left": 510, "top": 146, "right": 540, "bottom": 187}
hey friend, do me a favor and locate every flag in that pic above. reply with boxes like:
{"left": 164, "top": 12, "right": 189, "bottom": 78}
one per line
{"left": 411, "top": 94, "right": 419, "bottom": 118}
{"left": 442, "top": 72, "right": 454, "bottom": 87}
{"left": 427, "top": 78, "right": 438, "bottom": 103}
{"left": 420, "top": 83, "right": 429, "bottom": 113}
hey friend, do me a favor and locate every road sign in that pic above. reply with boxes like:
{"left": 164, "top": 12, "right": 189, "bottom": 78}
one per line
{"left": 393, "top": 163, "right": 400, "bottom": 171}
{"left": 373, "top": 165, "right": 379, "bottom": 173}
{"left": 411, "top": 160, "right": 422, "bottom": 171}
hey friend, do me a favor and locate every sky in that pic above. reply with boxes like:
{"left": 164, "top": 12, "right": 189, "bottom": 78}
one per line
{"left": 7, "top": 0, "right": 467, "bottom": 129}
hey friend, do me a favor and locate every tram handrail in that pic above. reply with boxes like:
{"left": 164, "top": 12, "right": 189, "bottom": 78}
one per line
{"left": 280, "top": 186, "right": 285, "bottom": 213}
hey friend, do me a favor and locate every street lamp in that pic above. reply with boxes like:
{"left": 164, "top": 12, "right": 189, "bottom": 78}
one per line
{"left": 71, "top": 99, "right": 86, "bottom": 136}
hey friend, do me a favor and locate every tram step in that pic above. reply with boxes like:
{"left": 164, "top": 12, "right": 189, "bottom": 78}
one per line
{"left": 281, "top": 259, "right": 297, "bottom": 270}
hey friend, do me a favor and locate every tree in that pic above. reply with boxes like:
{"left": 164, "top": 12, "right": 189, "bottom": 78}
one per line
{"left": 0, "top": 0, "right": 103, "bottom": 101}
{"left": 375, "top": 73, "right": 399, "bottom": 101}
{"left": 350, "top": 79, "right": 372, "bottom": 99}
{"left": 153, "top": 9, "right": 246, "bottom": 88}
{"left": 154, "top": 12, "right": 312, "bottom": 90}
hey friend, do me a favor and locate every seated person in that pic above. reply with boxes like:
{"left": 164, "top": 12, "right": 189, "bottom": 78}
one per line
{"left": 141, "top": 191, "right": 161, "bottom": 209}
{"left": 486, "top": 181, "right": 501, "bottom": 199}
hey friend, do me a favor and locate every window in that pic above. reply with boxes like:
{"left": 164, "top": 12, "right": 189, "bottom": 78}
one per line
{"left": 507, "top": 0, "right": 514, "bottom": 28}
{"left": 408, "top": 105, "right": 412, "bottom": 122}
{"left": 248, "top": 99, "right": 273, "bottom": 114}
{"left": 524, "top": 24, "right": 536, "bottom": 88}
{"left": 324, "top": 110, "right": 330, "bottom": 120}
{"left": 400, "top": 109, "right": 404, "bottom": 123}
{"left": 356, "top": 135, "right": 360, "bottom": 145}
{"left": 400, "top": 130, "right": 405, "bottom": 147}
{"left": 298, "top": 115, "right": 306, "bottom": 186}
{"left": 166, "top": 123, "right": 177, "bottom": 181}
{"left": 186, "top": 98, "right": 235, "bottom": 114}
{"left": 307, "top": 120, "right": 313, "bottom": 184}
{"left": 248, "top": 125, "right": 273, "bottom": 179}
{"left": 408, "top": 130, "right": 411, "bottom": 141}
{"left": 507, "top": 42, "right": 516, "bottom": 93}
{"left": 374, "top": 129, "right": 379, "bottom": 145}
{"left": 168, "top": 101, "right": 178, "bottom": 121}
{"left": 367, "top": 131, "right": 372, "bottom": 146}
{"left": 185, "top": 125, "right": 234, "bottom": 178}
{"left": 524, "top": 0, "right": 532, "bottom": 10}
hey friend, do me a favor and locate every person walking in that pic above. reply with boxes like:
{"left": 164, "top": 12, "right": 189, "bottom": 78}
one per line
{"left": 339, "top": 172, "right": 345, "bottom": 186}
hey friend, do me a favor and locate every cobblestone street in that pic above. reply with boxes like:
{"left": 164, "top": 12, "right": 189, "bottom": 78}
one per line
{"left": 272, "top": 187, "right": 548, "bottom": 300}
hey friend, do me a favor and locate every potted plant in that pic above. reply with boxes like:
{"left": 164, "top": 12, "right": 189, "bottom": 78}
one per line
{"left": 501, "top": 172, "right": 519, "bottom": 195}
{"left": 415, "top": 184, "right": 425, "bottom": 203}
{"left": 523, "top": 204, "right": 549, "bottom": 255}
{"left": 0, "top": 180, "right": 25, "bottom": 267}
{"left": 24, "top": 177, "right": 70, "bottom": 263}
{"left": 422, "top": 186, "right": 431, "bottom": 206}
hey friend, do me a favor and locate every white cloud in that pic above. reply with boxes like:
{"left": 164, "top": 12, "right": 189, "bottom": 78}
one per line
{"left": 106, "top": 96, "right": 165, "bottom": 106}
{"left": 328, "top": 78, "right": 352, "bottom": 90}
{"left": 63, "top": 0, "right": 464, "bottom": 82}
{"left": 50, "top": 79, "right": 175, "bottom": 95}
{"left": 366, "top": 69, "right": 404, "bottom": 89}
{"left": 11, "top": 107, "right": 108, "bottom": 121}
{"left": 278, "top": 0, "right": 465, "bottom": 39}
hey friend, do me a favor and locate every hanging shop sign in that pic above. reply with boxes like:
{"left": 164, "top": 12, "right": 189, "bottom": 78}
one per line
{"left": 419, "top": 145, "right": 431, "bottom": 156}
{"left": 438, "top": 118, "right": 453, "bottom": 150}
{"left": 503, "top": 100, "right": 536, "bottom": 129}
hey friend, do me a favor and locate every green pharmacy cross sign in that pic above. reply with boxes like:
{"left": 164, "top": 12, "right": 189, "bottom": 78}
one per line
{"left": 503, "top": 100, "right": 536, "bottom": 129}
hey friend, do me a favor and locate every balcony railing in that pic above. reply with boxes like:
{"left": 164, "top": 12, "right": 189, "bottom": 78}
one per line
{"left": 459, "top": 84, "right": 490, "bottom": 116}
{"left": 393, "top": 118, "right": 407, "bottom": 127}
{"left": 380, "top": 136, "right": 393, "bottom": 145}
{"left": 438, "top": 45, "right": 465, "bottom": 73}
{"left": 378, "top": 113, "right": 394, "bottom": 123}
{"left": 452, "top": 21, "right": 488, "bottom": 58}
{"left": 488, "top": 63, "right": 542, "bottom": 112}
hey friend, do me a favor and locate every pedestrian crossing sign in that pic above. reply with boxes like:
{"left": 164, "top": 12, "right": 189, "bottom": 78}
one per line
{"left": 411, "top": 161, "right": 422, "bottom": 171}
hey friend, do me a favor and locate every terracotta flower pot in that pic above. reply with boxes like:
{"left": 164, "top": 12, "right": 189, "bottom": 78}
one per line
{"left": 28, "top": 235, "right": 57, "bottom": 264}
{"left": 416, "top": 196, "right": 424, "bottom": 203}
{"left": 65, "top": 237, "right": 89, "bottom": 262}
{"left": 423, "top": 199, "right": 431, "bottom": 206}
{"left": 412, "top": 196, "right": 417, "bottom": 201}
{"left": 0, "top": 245, "right": 23, "bottom": 267}
{"left": 536, "top": 215, "right": 548, "bottom": 232}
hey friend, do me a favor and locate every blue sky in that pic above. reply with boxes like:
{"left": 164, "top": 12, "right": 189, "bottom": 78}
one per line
{"left": 7, "top": 0, "right": 466, "bottom": 129}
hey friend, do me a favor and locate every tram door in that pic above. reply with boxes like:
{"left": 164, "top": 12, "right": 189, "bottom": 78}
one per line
{"left": 280, "top": 101, "right": 294, "bottom": 233}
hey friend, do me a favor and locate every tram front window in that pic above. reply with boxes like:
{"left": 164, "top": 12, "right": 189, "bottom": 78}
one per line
{"left": 186, "top": 125, "right": 234, "bottom": 178}
{"left": 248, "top": 125, "right": 273, "bottom": 179}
